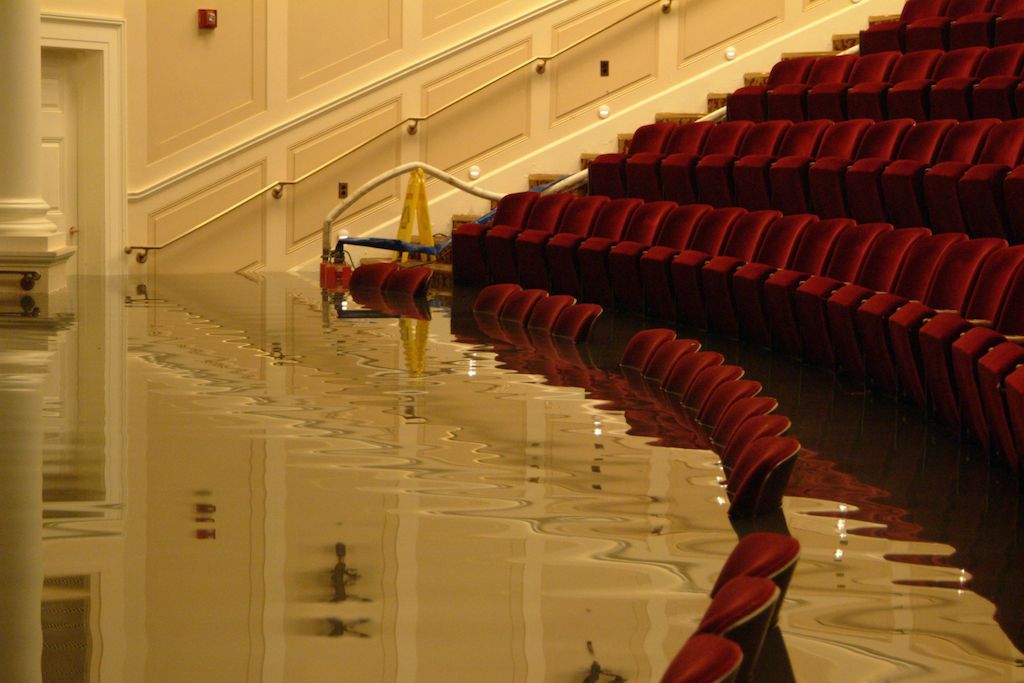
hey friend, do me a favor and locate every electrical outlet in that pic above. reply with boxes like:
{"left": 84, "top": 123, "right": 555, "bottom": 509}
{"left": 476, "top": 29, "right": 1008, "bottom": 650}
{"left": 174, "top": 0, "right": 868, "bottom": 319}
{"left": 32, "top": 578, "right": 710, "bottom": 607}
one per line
{"left": 338, "top": 182, "right": 349, "bottom": 199}
{"left": 600, "top": 60, "right": 609, "bottom": 77}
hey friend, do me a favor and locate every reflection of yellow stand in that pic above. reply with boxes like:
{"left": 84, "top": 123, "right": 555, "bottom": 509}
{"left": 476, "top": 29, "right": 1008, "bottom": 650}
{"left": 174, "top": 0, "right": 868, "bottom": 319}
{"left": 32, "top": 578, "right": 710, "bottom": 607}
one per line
{"left": 396, "top": 168, "right": 435, "bottom": 263}
{"left": 399, "top": 317, "right": 430, "bottom": 375}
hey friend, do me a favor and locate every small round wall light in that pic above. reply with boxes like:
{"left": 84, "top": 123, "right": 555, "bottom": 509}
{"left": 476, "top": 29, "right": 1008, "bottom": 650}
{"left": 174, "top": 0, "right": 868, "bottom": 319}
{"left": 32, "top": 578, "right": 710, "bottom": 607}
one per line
{"left": 468, "top": 165, "right": 481, "bottom": 180}
{"left": 725, "top": 46, "right": 737, "bottom": 61}
{"left": 597, "top": 104, "right": 610, "bottom": 119}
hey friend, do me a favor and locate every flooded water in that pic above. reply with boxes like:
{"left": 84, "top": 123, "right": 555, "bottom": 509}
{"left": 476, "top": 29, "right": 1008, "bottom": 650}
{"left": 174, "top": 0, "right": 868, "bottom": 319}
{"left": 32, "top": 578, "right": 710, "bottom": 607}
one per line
{"left": 1, "top": 273, "right": 1022, "bottom": 682}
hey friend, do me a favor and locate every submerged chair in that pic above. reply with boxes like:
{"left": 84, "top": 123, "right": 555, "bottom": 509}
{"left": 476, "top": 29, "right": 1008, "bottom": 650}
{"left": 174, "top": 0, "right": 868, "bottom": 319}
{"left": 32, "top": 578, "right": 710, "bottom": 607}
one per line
{"left": 727, "top": 436, "right": 802, "bottom": 518}
{"left": 551, "top": 303, "right": 603, "bottom": 342}
{"left": 644, "top": 339, "right": 702, "bottom": 386}
{"left": 498, "top": 289, "right": 548, "bottom": 324}
{"left": 711, "top": 532, "right": 801, "bottom": 626}
{"left": 473, "top": 283, "right": 521, "bottom": 316}
{"left": 660, "top": 633, "right": 743, "bottom": 683}
{"left": 620, "top": 328, "right": 676, "bottom": 371}
{"left": 698, "top": 379, "right": 763, "bottom": 430}
{"left": 526, "top": 294, "right": 575, "bottom": 330}
{"left": 720, "top": 414, "right": 793, "bottom": 473}
{"left": 695, "top": 576, "right": 779, "bottom": 682}
{"left": 383, "top": 265, "right": 432, "bottom": 296}
{"left": 711, "top": 396, "right": 780, "bottom": 448}
{"left": 349, "top": 261, "right": 400, "bottom": 289}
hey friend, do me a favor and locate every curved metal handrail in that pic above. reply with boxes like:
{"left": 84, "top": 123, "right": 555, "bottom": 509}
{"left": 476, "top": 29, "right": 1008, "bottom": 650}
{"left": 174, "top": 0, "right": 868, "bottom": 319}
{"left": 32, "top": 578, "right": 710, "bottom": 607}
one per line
{"left": 125, "top": 0, "right": 674, "bottom": 263}
{"left": 321, "top": 161, "right": 505, "bottom": 256}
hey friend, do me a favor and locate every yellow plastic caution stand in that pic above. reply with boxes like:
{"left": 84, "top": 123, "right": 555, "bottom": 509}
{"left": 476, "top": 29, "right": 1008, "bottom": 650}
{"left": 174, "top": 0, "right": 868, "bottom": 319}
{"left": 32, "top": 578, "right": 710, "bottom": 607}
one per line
{"left": 396, "top": 168, "right": 435, "bottom": 264}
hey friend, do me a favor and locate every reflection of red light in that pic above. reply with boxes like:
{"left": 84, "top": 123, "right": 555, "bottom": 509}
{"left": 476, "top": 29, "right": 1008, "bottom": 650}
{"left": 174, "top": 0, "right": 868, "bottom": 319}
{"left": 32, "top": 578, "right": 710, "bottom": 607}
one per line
{"left": 196, "top": 529, "right": 217, "bottom": 539}
{"left": 195, "top": 503, "right": 216, "bottom": 513}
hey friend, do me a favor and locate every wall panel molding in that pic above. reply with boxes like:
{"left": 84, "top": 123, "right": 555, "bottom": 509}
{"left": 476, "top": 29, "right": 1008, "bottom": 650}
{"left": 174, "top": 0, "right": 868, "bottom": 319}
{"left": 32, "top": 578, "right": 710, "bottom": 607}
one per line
{"left": 423, "top": 0, "right": 514, "bottom": 37}
{"left": 678, "top": 0, "right": 784, "bottom": 64}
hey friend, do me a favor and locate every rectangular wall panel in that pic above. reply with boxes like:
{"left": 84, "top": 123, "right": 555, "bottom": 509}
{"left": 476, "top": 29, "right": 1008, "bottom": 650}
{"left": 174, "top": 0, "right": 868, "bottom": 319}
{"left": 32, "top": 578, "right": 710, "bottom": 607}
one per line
{"left": 146, "top": 0, "right": 267, "bottom": 161}
{"left": 287, "top": 0, "right": 402, "bottom": 98}
{"left": 150, "top": 163, "right": 266, "bottom": 273}
{"left": 678, "top": 0, "right": 784, "bottom": 62}
{"left": 287, "top": 101, "right": 403, "bottom": 248}
{"left": 422, "top": 41, "right": 532, "bottom": 173}
{"left": 550, "top": 0, "right": 658, "bottom": 121}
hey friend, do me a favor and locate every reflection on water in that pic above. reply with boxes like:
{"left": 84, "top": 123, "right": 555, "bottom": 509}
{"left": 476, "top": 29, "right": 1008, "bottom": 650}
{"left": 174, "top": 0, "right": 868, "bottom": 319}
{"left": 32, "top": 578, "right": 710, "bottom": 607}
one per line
{"left": 0, "top": 274, "right": 1022, "bottom": 681}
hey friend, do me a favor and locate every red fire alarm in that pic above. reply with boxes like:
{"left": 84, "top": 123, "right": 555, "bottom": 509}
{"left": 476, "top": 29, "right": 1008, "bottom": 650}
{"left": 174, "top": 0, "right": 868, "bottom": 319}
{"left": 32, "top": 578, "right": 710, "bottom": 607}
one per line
{"left": 198, "top": 9, "right": 218, "bottom": 29}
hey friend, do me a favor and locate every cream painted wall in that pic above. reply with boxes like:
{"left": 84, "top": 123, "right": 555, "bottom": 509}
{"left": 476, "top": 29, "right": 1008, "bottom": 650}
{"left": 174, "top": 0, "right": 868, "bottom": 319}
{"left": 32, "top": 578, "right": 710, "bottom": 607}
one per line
{"left": 44, "top": 0, "right": 904, "bottom": 274}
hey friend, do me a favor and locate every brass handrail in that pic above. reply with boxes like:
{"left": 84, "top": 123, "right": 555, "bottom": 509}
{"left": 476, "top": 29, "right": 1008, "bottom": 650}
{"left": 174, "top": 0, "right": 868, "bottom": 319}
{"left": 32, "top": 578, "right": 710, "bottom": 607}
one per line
{"left": 125, "top": 0, "right": 674, "bottom": 263}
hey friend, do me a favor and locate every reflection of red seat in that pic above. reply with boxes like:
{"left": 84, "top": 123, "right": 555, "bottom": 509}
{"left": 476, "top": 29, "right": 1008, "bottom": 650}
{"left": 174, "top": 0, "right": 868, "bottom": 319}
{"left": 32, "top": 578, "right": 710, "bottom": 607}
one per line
{"left": 659, "top": 633, "right": 743, "bottom": 683}
{"left": 727, "top": 436, "right": 801, "bottom": 518}
{"left": 472, "top": 283, "right": 521, "bottom": 316}
{"left": 383, "top": 265, "right": 432, "bottom": 296}
{"left": 711, "top": 532, "right": 800, "bottom": 627}
{"left": 695, "top": 576, "right": 779, "bottom": 682}
{"left": 349, "top": 261, "right": 399, "bottom": 290}
{"left": 619, "top": 328, "right": 676, "bottom": 371}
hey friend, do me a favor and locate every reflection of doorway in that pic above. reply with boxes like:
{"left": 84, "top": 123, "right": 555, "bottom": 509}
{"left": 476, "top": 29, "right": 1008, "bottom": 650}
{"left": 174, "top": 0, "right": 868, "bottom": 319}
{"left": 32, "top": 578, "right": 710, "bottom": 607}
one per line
{"left": 41, "top": 49, "right": 79, "bottom": 273}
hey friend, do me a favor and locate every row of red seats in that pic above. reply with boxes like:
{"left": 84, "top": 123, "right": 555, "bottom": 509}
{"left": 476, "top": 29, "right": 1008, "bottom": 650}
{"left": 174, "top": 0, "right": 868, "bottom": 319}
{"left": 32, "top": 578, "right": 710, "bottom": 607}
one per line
{"left": 728, "top": 45, "right": 1024, "bottom": 122}
{"left": 471, "top": 284, "right": 603, "bottom": 342}
{"left": 454, "top": 194, "right": 1024, "bottom": 472}
{"left": 583, "top": 117, "right": 1024, "bottom": 240}
{"left": 861, "top": 0, "right": 1024, "bottom": 54}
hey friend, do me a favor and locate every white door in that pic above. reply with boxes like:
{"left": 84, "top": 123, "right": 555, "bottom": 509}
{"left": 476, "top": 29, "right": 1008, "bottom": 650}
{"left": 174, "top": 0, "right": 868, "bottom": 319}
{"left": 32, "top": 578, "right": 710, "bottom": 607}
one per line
{"left": 41, "top": 49, "right": 79, "bottom": 273}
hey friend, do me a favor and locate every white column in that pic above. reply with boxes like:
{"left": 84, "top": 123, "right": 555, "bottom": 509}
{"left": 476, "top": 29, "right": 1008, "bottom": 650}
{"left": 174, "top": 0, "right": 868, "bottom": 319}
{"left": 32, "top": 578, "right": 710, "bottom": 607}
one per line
{"left": 0, "top": 0, "right": 72, "bottom": 290}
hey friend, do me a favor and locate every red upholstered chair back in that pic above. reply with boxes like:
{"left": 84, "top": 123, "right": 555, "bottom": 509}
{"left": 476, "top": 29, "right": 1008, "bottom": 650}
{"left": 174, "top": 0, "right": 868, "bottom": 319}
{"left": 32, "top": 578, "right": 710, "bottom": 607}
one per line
{"left": 848, "top": 52, "right": 900, "bottom": 84}
{"left": 787, "top": 218, "right": 855, "bottom": 275}
{"left": 699, "top": 379, "right": 762, "bottom": 427}
{"left": 752, "top": 214, "right": 816, "bottom": 269}
{"left": 491, "top": 192, "right": 538, "bottom": 227}
{"left": 720, "top": 211, "right": 780, "bottom": 261}
{"left": 349, "top": 261, "right": 399, "bottom": 289}
{"left": 721, "top": 414, "right": 793, "bottom": 471}
{"left": 589, "top": 198, "right": 644, "bottom": 240}
{"left": 687, "top": 208, "right": 746, "bottom": 255}
{"left": 804, "top": 54, "right": 857, "bottom": 85}
{"left": 625, "top": 121, "right": 678, "bottom": 154}
{"left": 620, "top": 328, "right": 676, "bottom": 370}
{"left": 924, "top": 237, "right": 1006, "bottom": 310}
{"left": 854, "top": 228, "right": 930, "bottom": 292}
{"left": 853, "top": 118, "right": 915, "bottom": 160}
{"left": 962, "top": 245, "right": 1024, "bottom": 320}
{"left": 383, "top": 266, "right": 432, "bottom": 296}
{"left": 473, "top": 283, "right": 521, "bottom": 315}
{"left": 551, "top": 303, "right": 603, "bottom": 342}
{"left": 696, "top": 576, "right": 779, "bottom": 682}
{"left": 702, "top": 121, "right": 755, "bottom": 155}
{"left": 900, "top": 0, "right": 951, "bottom": 21}
{"left": 889, "top": 50, "right": 942, "bottom": 82}
{"left": 620, "top": 201, "right": 676, "bottom": 245}
{"left": 523, "top": 193, "right": 574, "bottom": 233}
{"left": 726, "top": 436, "right": 802, "bottom": 517}
{"left": 683, "top": 364, "right": 745, "bottom": 413}
{"left": 553, "top": 195, "right": 610, "bottom": 236}
{"left": 659, "top": 634, "right": 743, "bottom": 683}
{"left": 974, "top": 43, "right": 1024, "bottom": 78}
{"left": 499, "top": 289, "right": 547, "bottom": 323}
{"left": 894, "top": 119, "right": 956, "bottom": 163}
{"left": 663, "top": 121, "right": 716, "bottom": 155}
{"left": 993, "top": 266, "right": 1024, "bottom": 334}
{"left": 935, "top": 118, "right": 998, "bottom": 163}
{"left": 775, "top": 119, "right": 831, "bottom": 157}
{"left": 736, "top": 120, "right": 791, "bottom": 156}
{"left": 765, "top": 56, "right": 815, "bottom": 87}
{"left": 654, "top": 204, "right": 714, "bottom": 249}
{"left": 711, "top": 532, "right": 801, "bottom": 598}
{"left": 712, "top": 396, "right": 780, "bottom": 447}
{"left": 644, "top": 339, "right": 701, "bottom": 385}
{"left": 823, "top": 223, "right": 893, "bottom": 282}
{"left": 815, "top": 119, "right": 873, "bottom": 158}
{"left": 946, "top": 0, "right": 994, "bottom": 17}
{"left": 526, "top": 294, "right": 575, "bottom": 329}
{"left": 976, "top": 119, "right": 1024, "bottom": 166}
{"left": 891, "top": 233, "right": 968, "bottom": 300}
{"left": 930, "top": 47, "right": 986, "bottom": 80}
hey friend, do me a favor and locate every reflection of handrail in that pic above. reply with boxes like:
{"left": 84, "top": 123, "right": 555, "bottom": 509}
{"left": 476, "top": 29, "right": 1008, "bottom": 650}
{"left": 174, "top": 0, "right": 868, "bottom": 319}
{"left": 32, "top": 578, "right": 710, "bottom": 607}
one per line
{"left": 124, "top": 0, "right": 674, "bottom": 264}
{"left": 321, "top": 162, "right": 505, "bottom": 257}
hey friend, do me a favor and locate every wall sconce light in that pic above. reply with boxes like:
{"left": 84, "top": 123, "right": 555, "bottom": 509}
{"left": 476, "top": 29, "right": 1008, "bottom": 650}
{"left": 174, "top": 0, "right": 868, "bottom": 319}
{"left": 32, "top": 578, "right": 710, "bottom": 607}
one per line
{"left": 724, "top": 46, "right": 737, "bottom": 61}
{"left": 468, "top": 165, "right": 481, "bottom": 180}
{"left": 597, "top": 104, "right": 610, "bottom": 119}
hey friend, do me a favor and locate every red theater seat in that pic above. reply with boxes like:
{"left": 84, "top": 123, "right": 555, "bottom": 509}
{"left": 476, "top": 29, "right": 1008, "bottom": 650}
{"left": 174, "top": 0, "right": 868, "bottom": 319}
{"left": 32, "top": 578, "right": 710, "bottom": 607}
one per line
{"left": 453, "top": 191, "right": 537, "bottom": 286}
{"left": 498, "top": 288, "right": 548, "bottom": 324}
{"left": 695, "top": 576, "right": 779, "bottom": 682}
{"left": 620, "top": 328, "right": 676, "bottom": 371}
{"left": 926, "top": 118, "right": 1024, "bottom": 235}
{"left": 664, "top": 351, "right": 725, "bottom": 397}
{"left": 887, "top": 47, "right": 986, "bottom": 121}
{"left": 626, "top": 122, "right": 716, "bottom": 201}
{"left": 727, "top": 436, "right": 802, "bottom": 518}
{"left": 770, "top": 119, "right": 871, "bottom": 215}
{"left": 662, "top": 121, "right": 754, "bottom": 205}
{"left": 978, "top": 339, "right": 1024, "bottom": 469}
{"left": 699, "top": 379, "right": 763, "bottom": 428}
{"left": 712, "top": 396, "right": 781, "bottom": 450}
{"left": 929, "top": 44, "right": 1024, "bottom": 121}
{"left": 727, "top": 56, "right": 816, "bottom": 122}
{"left": 635, "top": 204, "right": 715, "bottom": 320}
{"left": 950, "top": 0, "right": 1024, "bottom": 48}
{"left": 697, "top": 121, "right": 791, "bottom": 207}
{"left": 720, "top": 414, "right": 793, "bottom": 473}
{"left": 881, "top": 118, "right": 996, "bottom": 227}
{"left": 383, "top": 265, "right": 432, "bottom": 297}
{"left": 675, "top": 211, "right": 779, "bottom": 329}
{"left": 473, "top": 283, "right": 522, "bottom": 316}
{"left": 349, "top": 261, "right": 400, "bottom": 289}
{"left": 516, "top": 196, "right": 609, "bottom": 291}
{"left": 546, "top": 198, "right": 641, "bottom": 297}
{"left": 808, "top": 118, "right": 914, "bottom": 219}
{"left": 766, "top": 54, "right": 857, "bottom": 122}
{"left": 683, "top": 365, "right": 745, "bottom": 416}
{"left": 526, "top": 294, "right": 575, "bottom": 330}
{"left": 660, "top": 633, "right": 743, "bottom": 683}
{"left": 995, "top": 6, "right": 1024, "bottom": 44}
{"left": 847, "top": 50, "right": 942, "bottom": 121}
{"left": 905, "top": 0, "right": 994, "bottom": 52}
{"left": 859, "top": 0, "right": 951, "bottom": 55}
{"left": 578, "top": 201, "right": 674, "bottom": 307}
{"left": 807, "top": 51, "right": 899, "bottom": 121}
{"left": 588, "top": 122, "right": 678, "bottom": 198}
{"left": 729, "top": 215, "right": 818, "bottom": 346}
{"left": 645, "top": 339, "right": 702, "bottom": 386}
{"left": 551, "top": 303, "right": 603, "bottom": 342}
{"left": 734, "top": 120, "right": 831, "bottom": 211}
{"left": 486, "top": 193, "right": 574, "bottom": 284}
{"left": 845, "top": 119, "right": 954, "bottom": 224}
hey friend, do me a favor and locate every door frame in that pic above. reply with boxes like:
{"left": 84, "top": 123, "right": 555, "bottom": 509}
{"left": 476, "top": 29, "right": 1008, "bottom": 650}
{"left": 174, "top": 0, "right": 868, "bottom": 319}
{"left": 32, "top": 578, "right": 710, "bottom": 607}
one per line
{"left": 41, "top": 13, "right": 126, "bottom": 277}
